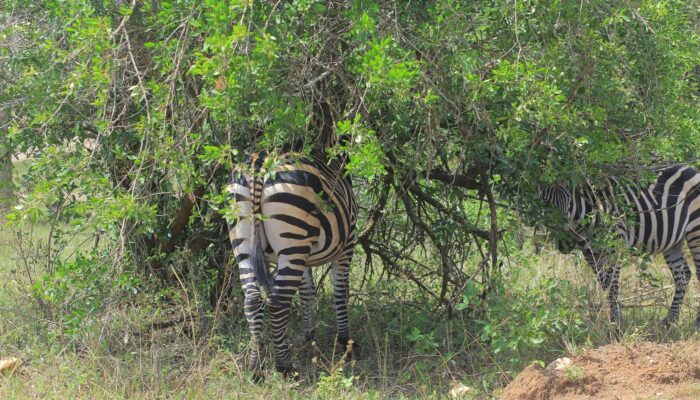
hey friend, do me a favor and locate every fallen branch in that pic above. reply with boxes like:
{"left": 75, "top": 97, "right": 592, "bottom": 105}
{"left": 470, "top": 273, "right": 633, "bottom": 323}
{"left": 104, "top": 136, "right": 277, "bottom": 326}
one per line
{"left": 131, "top": 315, "right": 198, "bottom": 337}
{"left": 618, "top": 285, "right": 673, "bottom": 303}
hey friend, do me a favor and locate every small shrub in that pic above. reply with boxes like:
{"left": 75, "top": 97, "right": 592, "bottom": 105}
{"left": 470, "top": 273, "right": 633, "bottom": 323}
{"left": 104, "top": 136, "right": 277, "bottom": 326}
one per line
{"left": 32, "top": 250, "right": 139, "bottom": 336}
{"left": 458, "top": 276, "right": 588, "bottom": 366}
{"left": 405, "top": 326, "right": 439, "bottom": 355}
{"left": 313, "top": 367, "right": 362, "bottom": 399}
{"left": 564, "top": 364, "right": 586, "bottom": 382}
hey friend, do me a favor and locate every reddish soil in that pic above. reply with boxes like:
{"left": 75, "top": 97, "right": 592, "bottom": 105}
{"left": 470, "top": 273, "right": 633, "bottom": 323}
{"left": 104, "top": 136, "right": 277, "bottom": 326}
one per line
{"left": 500, "top": 340, "right": 700, "bottom": 400}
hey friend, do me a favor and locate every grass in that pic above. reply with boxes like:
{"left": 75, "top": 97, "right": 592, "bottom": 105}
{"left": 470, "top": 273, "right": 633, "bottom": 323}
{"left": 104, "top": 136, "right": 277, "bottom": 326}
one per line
{"left": 1, "top": 215, "right": 699, "bottom": 398}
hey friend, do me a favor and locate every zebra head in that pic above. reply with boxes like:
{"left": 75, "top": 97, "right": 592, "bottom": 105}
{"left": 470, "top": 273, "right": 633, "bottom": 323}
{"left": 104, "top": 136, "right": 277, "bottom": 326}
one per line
{"left": 538, "top": 183, "right": 575, "bottom": 231}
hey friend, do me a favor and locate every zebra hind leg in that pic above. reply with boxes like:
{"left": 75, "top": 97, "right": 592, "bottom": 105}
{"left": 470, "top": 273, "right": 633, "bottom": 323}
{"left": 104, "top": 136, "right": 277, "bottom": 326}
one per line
{"left": 331, "top": 255, "right": 359, "bottom": 359}
{"left": 230, "top": 236, "right": 267, "bottom": 380}
{"left": 300, "top": 267, "right": 317, "bottom": 342}
{"left": 661, "top": 242, "right": 691, "bottom": 327}
{"left": 684, "top": 235, "right": 700, "bottom": 330}
{"left": 244, "top": 291, "right": 266, "bottom": 382}
{"left": 239, "top": 269, "right": 266, "bottom": 380}
{"left": 267, "top": 255, "right": 307, "bottom": 377}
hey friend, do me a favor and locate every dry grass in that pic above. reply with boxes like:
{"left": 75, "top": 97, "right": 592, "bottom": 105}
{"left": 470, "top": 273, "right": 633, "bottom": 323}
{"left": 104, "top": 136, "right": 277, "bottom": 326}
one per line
{"left": 536, "top": 245, "right": 700, "bottom": 339}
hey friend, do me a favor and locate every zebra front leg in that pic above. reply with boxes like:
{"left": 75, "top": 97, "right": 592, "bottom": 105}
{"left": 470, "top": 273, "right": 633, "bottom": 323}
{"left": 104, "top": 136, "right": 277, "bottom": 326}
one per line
{"left": 300, "top": 267, "right": 317, "bottom": 342}
{"left": 580, "top": 243, "right": 621, "bottom": 328}
{"left": 661, "top": 243, "right": 691, "bottom": 327}
{"left": 331, "top": 253, "right": 358, "bottom": 358}
{"left": 268, "top": 255, "right": 306, "bottom": 376}
{"left": 581, "top": 243, "right": 613, "bottom": 289}
{"left": 606, "top": 264, "right": 622, "bottom": 332}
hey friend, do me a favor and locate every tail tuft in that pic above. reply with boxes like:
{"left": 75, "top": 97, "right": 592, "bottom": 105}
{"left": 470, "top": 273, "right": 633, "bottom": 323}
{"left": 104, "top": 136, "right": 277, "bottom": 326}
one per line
{"left": 251, "top": 233, "right": 273, "bottom": 294}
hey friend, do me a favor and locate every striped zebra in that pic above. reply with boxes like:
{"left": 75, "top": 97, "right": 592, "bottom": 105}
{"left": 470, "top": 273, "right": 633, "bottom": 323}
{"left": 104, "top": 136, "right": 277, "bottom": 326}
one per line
{"left": 227, "top": 149, "right": 357, "bottom": 376}
{"left": 539, "top": 165, "right": 700, "bottom": 330}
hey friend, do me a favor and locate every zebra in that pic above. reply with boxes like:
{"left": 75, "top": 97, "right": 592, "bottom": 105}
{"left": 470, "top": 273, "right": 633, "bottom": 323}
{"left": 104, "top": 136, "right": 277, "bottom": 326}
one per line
{"left": 227, "top": 148, "right": 357, "bottom": 376}
{"left": 539, "top": 165, "right": 700, "bottom": 330}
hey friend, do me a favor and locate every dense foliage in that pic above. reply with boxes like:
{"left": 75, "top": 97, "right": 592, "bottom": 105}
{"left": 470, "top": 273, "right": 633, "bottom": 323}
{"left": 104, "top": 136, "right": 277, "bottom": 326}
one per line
{"left": 1, "top": 0, "right": 699, "bottom": 384}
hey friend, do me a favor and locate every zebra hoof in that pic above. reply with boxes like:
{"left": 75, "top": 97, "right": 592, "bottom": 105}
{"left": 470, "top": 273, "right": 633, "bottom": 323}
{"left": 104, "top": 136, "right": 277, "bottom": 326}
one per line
{"left": 276, "top": 365, "right": 299, "bottom": 380}
{"left": 606, "top": 322, "right": 622, "bottom": 341}
{"left": 660, "top": 315, "right": 677, "bottom": 328}
{"left": 338, "top": 337, "right": 360, "bottom": 360}
{"left": 248, "top": 357, "right": 264, "bottom": 383}
{"left": 250, "top": 371, "right": 265, "bottom": 384}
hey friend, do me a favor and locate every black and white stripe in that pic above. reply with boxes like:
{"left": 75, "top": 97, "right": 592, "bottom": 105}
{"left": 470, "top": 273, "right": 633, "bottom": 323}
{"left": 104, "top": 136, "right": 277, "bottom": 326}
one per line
{"left": 540, "top": 165, "right": 700, "bottom": 329}
{"left": 228, "top": 150, "right": 357, "bottom": 375}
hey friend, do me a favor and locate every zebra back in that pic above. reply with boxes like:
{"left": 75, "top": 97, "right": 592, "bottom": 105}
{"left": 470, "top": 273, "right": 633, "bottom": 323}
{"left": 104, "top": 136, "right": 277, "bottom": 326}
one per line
{"left": 540, "top": 165, "right": 700, "bottom": 254}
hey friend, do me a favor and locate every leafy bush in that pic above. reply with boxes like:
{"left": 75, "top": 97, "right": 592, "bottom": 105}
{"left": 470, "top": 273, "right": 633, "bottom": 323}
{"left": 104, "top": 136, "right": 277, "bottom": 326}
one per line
{"left": 32, "top": 251, "right": 140, "bottom": 335}
{"left": 459, "top": 276, "right": 587, "bottom": 366}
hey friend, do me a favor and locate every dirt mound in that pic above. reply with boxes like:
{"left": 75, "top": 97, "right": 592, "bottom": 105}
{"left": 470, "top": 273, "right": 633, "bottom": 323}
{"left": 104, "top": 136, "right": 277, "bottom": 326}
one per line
{"left": 500, "top": 340, "right": 700, "bottom": 400}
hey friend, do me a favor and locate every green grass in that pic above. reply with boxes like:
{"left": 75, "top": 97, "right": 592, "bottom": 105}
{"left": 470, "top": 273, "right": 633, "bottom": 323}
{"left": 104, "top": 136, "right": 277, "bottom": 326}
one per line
{"left": 1, "top": 217, "right": 699, "bottom": 399}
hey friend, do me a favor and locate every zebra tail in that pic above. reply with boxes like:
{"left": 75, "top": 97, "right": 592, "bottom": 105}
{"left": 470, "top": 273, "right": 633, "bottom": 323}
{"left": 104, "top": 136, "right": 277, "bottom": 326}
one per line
{"left": 250, "top": 222, "right": 273, "bottom": 295}
{"left": 249, "top": 164, "right": 273, "bottom": 295}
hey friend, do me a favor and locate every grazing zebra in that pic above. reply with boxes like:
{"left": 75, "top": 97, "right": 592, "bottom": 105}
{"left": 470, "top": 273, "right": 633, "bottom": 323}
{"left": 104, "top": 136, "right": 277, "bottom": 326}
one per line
{"left": 539, "top": 165, "right": 700, "bottom": 329}
{"left": 227, "top": 149, "right": 357, "bottom": 376}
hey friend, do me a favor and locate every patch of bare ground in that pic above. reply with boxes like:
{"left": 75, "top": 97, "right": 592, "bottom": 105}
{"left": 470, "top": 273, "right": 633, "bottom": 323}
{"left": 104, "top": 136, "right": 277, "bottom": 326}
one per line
{"left": 500, "top": 339, "right": 700, "bottom": 400}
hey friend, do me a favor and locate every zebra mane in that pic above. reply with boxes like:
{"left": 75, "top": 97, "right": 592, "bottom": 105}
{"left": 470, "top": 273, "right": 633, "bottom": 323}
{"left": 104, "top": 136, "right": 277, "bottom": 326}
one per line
{"left": 540, "top": 183, "right": 571, "bottom": 207}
